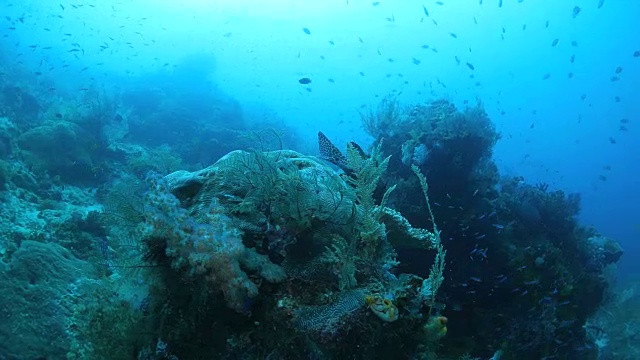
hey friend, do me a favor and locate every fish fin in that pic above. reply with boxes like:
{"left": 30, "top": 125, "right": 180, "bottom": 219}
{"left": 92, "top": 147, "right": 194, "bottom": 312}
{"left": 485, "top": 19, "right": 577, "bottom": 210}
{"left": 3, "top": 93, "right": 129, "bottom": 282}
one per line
{"left": 318, "top": 131, "right": 347, "bottom": 168}
{"left": 347, "top": 141, "right": 367, "bottom": 158}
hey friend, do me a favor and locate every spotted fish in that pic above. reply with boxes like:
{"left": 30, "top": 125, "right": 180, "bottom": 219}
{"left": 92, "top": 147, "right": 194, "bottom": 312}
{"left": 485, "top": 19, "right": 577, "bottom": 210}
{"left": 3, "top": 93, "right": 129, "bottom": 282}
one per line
{"left": 317, "top": 131, "right": 367, "bottom": 172}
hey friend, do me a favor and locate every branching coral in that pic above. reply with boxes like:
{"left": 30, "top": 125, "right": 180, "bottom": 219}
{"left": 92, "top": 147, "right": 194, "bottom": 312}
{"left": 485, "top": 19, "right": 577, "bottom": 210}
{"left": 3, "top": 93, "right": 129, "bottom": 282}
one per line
{"left": 345, "top": 142, "right": 395, "bottom": 258}
{"left": 412, "top": 164, "right": 446, "bottom": 311}
{"left": 360, "top": 95, "right": 403, "bottom": 139}
{"left": 321, "top": 235, "right": 358, "bottom": 290}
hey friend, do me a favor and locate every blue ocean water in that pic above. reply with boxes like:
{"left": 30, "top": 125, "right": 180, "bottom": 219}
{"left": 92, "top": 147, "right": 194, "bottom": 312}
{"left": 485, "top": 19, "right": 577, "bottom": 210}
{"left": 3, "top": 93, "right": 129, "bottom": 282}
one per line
{"left": 0, "top": 1, "right": 638, "bottom": 359}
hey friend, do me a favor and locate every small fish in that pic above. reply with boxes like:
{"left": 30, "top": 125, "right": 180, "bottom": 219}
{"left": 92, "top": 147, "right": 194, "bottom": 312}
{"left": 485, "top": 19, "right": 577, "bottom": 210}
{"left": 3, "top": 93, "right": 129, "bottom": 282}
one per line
{"left": 634, "top": 50, "right": 640, "bottom": 57}
{"left": 572, "top": 6, "right": 581, "bottom": 18}
{"left": 298, "top": 77, "right": 312, "bottom": 84}
{"left": 610, "top": 76, "right": 620, "bottom": 82}
{"left": 422, "top": 5, "right": 429, "bottom": 17}
{"left": 302, "top": 27, "right": 311, "bottom": 35}
{"left": 569, "top": 54, "right": 575, "bottom": 63}
{"left": 498, "top": 0, "right": 503, "bottom": 7}
{"left": 539, "top": 297, "right": 552, "bottom": 305}
{"left": 449, "top": 32, "right": 457, "bottom": 38}
{"left": 545, "top": 20, "right": 549, "bottom": 28}
{"left": 598, "top": 0, "right": 604, "bottom": 9}
{"left": 469, "top": 247, "right": 488, "bottom": 261}
{"left": 412, "top": 57, "right": 421, "bottom": 65}
{"left": 615, "top": 66, "right": 623, "bottom": 74}
{"left": 372, "top": 1, "right": 380, "bottom": 5}
{"left": 466, "top": 62, "right": 474, "bottom": 70}
{"left": 542, "top": 73, "right": 550, "bottom": 80}
{"left": 620, "top": 118, "right": 629, "bottom": 124}
{"left": 551, "top": 38, "right": 559, "bottom": 47}
{"left": 609, "top": 137, "right": 616, "bottom": 144}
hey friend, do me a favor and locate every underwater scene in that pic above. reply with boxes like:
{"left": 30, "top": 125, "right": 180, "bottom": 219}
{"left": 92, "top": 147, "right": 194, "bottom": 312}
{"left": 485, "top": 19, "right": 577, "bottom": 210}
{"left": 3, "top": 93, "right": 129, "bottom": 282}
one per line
{"left": 0, "top": 0, "right": 638, "bottom": 359}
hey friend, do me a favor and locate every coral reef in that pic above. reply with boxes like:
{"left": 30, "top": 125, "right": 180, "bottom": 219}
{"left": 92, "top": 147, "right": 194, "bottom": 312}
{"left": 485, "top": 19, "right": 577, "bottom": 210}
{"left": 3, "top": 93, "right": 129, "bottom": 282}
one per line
{"left": 0, "top": 55, "right": 623, "bottom": 359}
{"left": 0, "top": 241, "right": 92, "bottom": 359}
{"left": 358, "top": 97, "right": 621, "bottom": 359}
{"left": 587, "top": 281, "right": 640, "bottom": 359}
{"left": 89, "top": 147, "right": 446, "bottom": 358}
